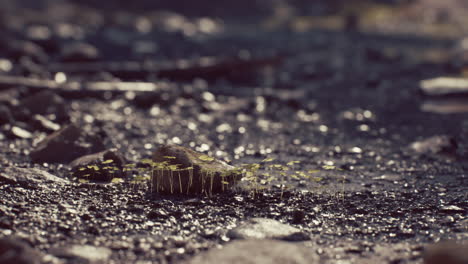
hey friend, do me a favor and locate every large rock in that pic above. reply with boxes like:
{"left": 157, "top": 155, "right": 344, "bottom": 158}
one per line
{"left": 30, "top": 124, "right": 106, "bottom": 164}
{"left": 185, "top": 239, "right": 319, "bottom": 264}
{"left": 227, "top": 218, "right": 309, "bottom": 241}
{"left": 0, "top": 166, "right": 67, "bottom": 188}
{"left": 424, "top": 241, "right": 468, "bottom": 264}
{"left": 151, "top": 145, "right": 241, "bottom": 195}
{"left": 70, "top": 148, "right": 126, "bottom": 182}
{"left": 0, "top": 237, "right": 43, "bottom": 264}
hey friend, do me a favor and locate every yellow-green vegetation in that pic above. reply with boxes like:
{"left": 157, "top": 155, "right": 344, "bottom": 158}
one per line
{"left": 76, "top": 159, "right": 121, "bottom": 183}
{"left": 150, "top": 145, "right": 242, "bottom": 195}
{"left": 74, "top": 146, "right": 347, "bottom": 198}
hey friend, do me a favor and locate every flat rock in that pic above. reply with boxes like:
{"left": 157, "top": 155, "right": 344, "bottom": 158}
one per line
{"left": 424, "top": 241, "right": 468, "bottom": 264}
{"left": 30, "top": 124, "right": 106, "bottom": 164}
{"left": 50, "top": 245, "right": 112, "bottom": 264}
{"left": 227, "top": 218, "right": 309, "bottom": 241}
{"left": 70, "top": 148, "right": 126, "bottom": 182}
{"left": 0, "top": 236, "right": 43, "bottom": 264}
{"left": 151, "top": 145, "right": 241, "bottom": 195}
{"left": 185, "top": 239, "right": 319, "bottom": 264}
{"left": 0, "top": 166, "right": 67, "bottom": 187}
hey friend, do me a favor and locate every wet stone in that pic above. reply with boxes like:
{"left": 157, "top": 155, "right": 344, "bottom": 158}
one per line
{"left": 31, "top": 114, "right": 61, "bottom": 132}
{"left": 184, "top": 239, "right": 319, "bottom": 264}
{"left": 30, "top": 124, "right": 106, "bottom": 164}
{"left": 0, "top": 166, "right": 67, "bottom": 188}
{"left": 151, "top": 145, "right": 241, "bottom": 195}
{"left": 9, "top": 126, "right": 33, "bottom": 139}
{"left": 70, "top": 148, "right": 126, "bottom": 182}
{"left": 420, "top": 77, "right": 468, "bottom": 96}
{"left": 50, "top": 245, "right": 112, "bottom": 264}
{"left": 227, "top": 218, "right": 310, "bottom": 241}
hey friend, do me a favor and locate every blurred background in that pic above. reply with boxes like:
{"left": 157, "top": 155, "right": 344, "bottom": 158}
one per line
{"left": 2, "top": 0, "right": 468, "bottom": 37}
{"left": 1, "top": 0, "right": 467, "bottom": 83}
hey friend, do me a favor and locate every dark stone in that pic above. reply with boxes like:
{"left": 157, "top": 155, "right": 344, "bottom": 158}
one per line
{"left": 0, "top": 237, "right": 42, "bottom": 264}
{"left": 19, "top": 91, "right": 69, "bottom": 122}
{"left": 292, "top": 210, "right": 306, "bottom": 224}
{"left": 60, "top": 42, "right": 99, "bottom": 62}
{"left": 0, "top": 216, "right": 13, "bottom": 229}
{"left": 0, "top": 89, "right": 20, "bottom": 105}
{"left": 3, "top": 39, "right": 48, "bottom": 63}
{"left": 70, "top": 148, "right": 125, "bottom": 182}
{"left": 30, "top": 124, "right": 106, "bottom": 164}
{"left": 424, "top": 241, "right": 468, "bottom": 264}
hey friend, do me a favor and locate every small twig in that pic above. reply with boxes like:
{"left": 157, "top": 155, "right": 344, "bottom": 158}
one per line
{"left": 0, "top": 75, "right": 170, "bottom": 93}
{"left": 47, "top": 55, "right": 284, "bottom": 82}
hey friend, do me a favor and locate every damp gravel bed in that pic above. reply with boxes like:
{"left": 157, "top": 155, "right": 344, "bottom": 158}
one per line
{"left": 0, "top": 1, "right": 467, "bottom": 263}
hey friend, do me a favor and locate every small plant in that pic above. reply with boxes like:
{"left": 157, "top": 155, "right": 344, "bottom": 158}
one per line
{"left": 72, "top": 152, "right": 346, "bottom": 201}
{"left": 321, "top": 165, "right": 347, "bottom": 202}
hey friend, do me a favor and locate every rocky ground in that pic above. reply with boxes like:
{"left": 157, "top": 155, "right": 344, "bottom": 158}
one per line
{"left": 0, "top": 0, "right": 467, "bottom": 263}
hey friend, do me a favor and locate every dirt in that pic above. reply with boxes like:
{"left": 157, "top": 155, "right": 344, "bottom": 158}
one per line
{"left": 0, "top": 1, "right": 466, "bottom": 263}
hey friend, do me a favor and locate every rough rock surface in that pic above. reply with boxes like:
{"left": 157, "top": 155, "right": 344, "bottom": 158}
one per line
{"left": 151, "top": 145, "right": 241, "bottom": 195}
{"left": 0, "top": 166, "right": 67, "bottom": 187}
{"left": 185, "top": 239, "right": 319, "bottom": 264}
{"left": 70, "top": 148, "right": 126, "bottom": 182}
{"left": 227, "top": 218, "right": 309, "bottom": 241}
{"left": 30, "top": 124, "right": 106, "bottom": 163}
